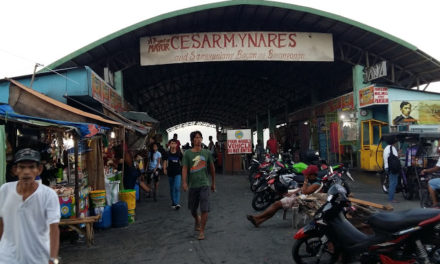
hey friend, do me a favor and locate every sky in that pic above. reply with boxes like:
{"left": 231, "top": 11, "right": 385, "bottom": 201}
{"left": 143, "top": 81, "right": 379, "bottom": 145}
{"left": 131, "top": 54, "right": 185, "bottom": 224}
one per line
{"left": 1, "top": 0, "right": 440, "bottom": 140}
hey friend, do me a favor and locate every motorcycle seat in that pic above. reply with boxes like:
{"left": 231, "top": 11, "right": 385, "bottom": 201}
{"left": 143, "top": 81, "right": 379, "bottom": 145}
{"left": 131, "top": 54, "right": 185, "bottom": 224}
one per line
{"left": 367, "top": 208, "right": 440, "bottom": 232}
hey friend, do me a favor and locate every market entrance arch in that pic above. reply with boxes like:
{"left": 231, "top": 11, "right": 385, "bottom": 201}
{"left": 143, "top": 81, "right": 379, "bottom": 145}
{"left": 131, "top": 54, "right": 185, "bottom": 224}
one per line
{"left": 45, "top": 1, "right": 440, "bottom": 163}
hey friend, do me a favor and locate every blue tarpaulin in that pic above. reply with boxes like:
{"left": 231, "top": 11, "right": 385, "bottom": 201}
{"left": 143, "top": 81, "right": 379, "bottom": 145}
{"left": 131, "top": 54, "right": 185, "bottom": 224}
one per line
{"left": 0, "top": 104, "right": 109, "bottom": 138}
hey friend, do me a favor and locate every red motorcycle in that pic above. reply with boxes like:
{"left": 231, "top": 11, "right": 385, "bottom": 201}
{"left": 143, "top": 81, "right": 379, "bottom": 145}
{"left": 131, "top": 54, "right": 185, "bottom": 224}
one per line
{"left": 292, "top": 183, "right": 440, "bottom": 264}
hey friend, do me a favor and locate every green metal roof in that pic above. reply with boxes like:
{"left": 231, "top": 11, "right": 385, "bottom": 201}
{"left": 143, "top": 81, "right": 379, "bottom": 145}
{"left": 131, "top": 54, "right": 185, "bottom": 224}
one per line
{"left": 40, "top": 0, "right": 440, "bottom": 129}
{"left": 45, "top": 0, "right": 417, "bottom": 71}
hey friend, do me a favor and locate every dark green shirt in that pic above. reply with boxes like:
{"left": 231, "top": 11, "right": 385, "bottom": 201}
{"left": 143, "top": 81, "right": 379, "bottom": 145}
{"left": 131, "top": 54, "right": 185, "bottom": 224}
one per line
{"left": 183, "top": 149, "right": 214, "bottom": 188}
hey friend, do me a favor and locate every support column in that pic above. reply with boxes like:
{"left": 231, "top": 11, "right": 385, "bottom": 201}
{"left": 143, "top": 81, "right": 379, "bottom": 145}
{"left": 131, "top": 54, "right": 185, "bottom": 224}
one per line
{"left": 353, "top": 65, "right": 371, "bottom": 167}
{"left": 160, "top": 130, "right": 169, "bottom": 147}
{"left": 268, "top": 109, "right": 276, "bottom": 134}
{"left": 114, "top": 71, "right": 123, "bottom": 97}
{"left": 256, "top": 114, "right": 263, "bottom": 143}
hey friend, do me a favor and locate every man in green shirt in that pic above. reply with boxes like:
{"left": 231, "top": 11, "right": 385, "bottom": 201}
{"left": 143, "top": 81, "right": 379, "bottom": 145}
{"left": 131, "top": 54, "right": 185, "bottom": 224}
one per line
{"left": 182, "top": 131, "right": 216, "bottom": 240}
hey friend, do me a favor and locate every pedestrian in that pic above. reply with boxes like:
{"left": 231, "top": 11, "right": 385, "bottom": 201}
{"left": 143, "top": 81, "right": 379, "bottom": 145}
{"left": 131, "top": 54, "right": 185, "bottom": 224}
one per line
{"left": 266, "top": 133, "right": 279, "bottom": 156}
{"left": 246, "top": 165, "right": 323, "bottom": 227}
{"left": 164, "top": 139, "right": 183, "bottom": 209}
{"left": 383, "top": 136, "right": 400, "bottom": 203}
{"left": 0, "top": 148, "right": 60, "bottom": 264}
{"left": 167, "top": 133, "right": 181, "bottom": 151}
{"left": 208, "top": 136, "right": 215, "bottom": 154}
{"left": 147, "top": 143, "right": 162, "bottom": 201}
{"left": 255, "top": 139, "right": 265, "bottom": 162}
{"left": 182, "top": 131, "right": 216, "bottom": 240}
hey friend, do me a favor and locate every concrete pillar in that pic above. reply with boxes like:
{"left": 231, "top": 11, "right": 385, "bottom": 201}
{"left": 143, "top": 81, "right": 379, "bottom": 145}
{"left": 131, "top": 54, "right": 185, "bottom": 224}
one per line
{"left": 256, "top": 114, "right": 263, "bottom": 143}
{"left": 268, "top": 109, "right": 276, "bottom": 134}
{"left": 352, "top": 65, "right": 371, "bottom": 166}
{"left": 114, "top": 71, "right": 123, "bottom": 97}
{"left": 160, "top": 131, "right": 169, "bottom": 147}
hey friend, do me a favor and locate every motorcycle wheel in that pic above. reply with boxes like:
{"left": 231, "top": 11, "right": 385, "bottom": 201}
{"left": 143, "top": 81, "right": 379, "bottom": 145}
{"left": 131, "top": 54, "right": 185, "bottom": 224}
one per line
{"left": 420, "top": 189, "right": 433, "bottom": 208}
{"left": 380, "top": 172, "right": 389, "bottom": 194}
{"left": 248, "top": 171, "right": 256, "bottom": 183}
{"left": 292, "top": 235, "right": 339, "bottom": 264}
{"left": 251, "top": 191, "right": 272, "bottom": 211}
{"left": 250, "top": 178, "right": 261, "bottom": 192}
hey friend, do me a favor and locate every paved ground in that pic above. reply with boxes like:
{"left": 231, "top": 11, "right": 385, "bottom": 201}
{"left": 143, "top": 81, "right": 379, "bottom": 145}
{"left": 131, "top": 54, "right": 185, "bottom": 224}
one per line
{"left": 59, "top": 169, "right": 421, "bottom": 264}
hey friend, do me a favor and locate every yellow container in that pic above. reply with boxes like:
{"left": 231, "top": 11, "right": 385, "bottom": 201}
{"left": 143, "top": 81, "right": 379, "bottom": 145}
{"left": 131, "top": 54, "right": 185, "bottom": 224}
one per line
{"left": 119, "top": 189, "right": 136, "bottom": 210}
{"left": 90, "top": 190, "right": 106, "bottom": 208}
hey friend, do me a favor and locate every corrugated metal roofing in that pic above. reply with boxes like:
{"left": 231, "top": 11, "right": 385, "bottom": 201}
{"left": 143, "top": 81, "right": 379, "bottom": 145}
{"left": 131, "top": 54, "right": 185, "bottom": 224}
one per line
{"left": 43, "top": 1, "right": 440, "bottom": 128}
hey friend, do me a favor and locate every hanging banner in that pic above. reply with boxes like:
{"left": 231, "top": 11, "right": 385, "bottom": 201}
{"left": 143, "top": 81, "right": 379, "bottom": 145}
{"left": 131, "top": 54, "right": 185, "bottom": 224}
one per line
{"left": 390, "top": 100, "right": 440, "bottom": 126}
{"left": 140, "top": 32, "right": 334, "bottom": 65}
{"left": 359, "top": 86, "right": 388, "bottom": 107}
{"left": 227, "top": 129, "right": 252, "bottom": 154}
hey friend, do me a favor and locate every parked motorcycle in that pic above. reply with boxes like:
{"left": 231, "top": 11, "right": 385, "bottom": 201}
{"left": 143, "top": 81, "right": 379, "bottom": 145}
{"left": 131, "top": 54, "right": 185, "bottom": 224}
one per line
{"left": 251, "top": 168, "right": 301, "bottom": 211}
{"left": 292, "top": 182, "right": 440, "bottom": 264}
{"left": 252, "top": 164, "right": 352, "bottom": 211}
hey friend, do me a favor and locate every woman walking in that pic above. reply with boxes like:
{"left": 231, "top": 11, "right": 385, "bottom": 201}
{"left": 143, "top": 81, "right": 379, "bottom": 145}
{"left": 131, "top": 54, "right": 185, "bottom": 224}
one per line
{"left": 164, "top": 139, "right": 183, "bottom": 209}
{"left": 147, "top": 143, "right": 162, "bottom": 202}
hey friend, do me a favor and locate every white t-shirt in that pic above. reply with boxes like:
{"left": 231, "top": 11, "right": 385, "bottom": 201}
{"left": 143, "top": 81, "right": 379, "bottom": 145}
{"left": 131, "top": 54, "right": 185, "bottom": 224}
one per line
{"left": 383, "top": 145, "right": 398, "bottom": 169}
{"left": 0, "top": 181, "right": 60, "bottom": 264}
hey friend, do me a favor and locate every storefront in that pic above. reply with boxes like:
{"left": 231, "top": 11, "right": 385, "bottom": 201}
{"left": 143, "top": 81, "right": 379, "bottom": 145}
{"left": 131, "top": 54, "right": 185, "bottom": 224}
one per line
{"left": 287, "top": 92, "right": 356, "bottom": 165}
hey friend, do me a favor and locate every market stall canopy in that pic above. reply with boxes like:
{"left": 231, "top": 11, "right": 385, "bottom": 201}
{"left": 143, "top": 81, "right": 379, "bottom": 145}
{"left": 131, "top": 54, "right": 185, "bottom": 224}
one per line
{"left": 8, "top": 79, "right": 121, "bottom": 127}
{"left": 121, "top": 111, "right": 158, "bottom": 123}
{"left": 0, "top": 104, "right": 108, "bottom": 138}
{"left": 43, "top": 1, "right": 440, "bottom": 129}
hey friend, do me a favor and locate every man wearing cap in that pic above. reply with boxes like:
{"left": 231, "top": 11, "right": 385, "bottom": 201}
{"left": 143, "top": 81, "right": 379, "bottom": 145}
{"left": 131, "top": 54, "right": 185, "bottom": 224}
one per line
{"left": 0, "top": 148, "right": 60, "bottom": 264}
{"left": 246, "top": 165, "right": 323, "bottom": 227}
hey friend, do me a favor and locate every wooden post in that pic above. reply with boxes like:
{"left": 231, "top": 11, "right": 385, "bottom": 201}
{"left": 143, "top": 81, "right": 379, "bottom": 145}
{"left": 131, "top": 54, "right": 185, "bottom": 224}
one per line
{"left": 74, "top": 136, "right": 80, "bottom": 218}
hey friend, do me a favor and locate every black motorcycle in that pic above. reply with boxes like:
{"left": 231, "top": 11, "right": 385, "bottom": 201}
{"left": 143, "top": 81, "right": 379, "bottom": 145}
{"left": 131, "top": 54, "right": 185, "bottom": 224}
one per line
{"left": 292, "top": 183, "right": 440, "bottom": 264}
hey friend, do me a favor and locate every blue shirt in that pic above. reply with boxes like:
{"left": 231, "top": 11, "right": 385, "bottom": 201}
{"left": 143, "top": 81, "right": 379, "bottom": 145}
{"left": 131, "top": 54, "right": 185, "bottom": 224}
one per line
{"left": 149, "top": 151, "right": 162, "bottom": 170}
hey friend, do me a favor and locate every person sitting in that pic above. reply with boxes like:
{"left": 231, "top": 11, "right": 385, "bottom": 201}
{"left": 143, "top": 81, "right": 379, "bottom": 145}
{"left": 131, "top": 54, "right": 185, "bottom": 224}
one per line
{"left": 421, "top": 161, "right": 440, "bottom": 207}
{"left": 246, "top": 165, "right": 323, "bottom": 227}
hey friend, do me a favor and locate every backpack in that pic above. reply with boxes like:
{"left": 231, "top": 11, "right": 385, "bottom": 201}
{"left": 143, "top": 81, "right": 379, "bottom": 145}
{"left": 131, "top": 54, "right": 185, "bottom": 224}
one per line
{"left": 387, "top": 146, "right": 401, "bottom": 174}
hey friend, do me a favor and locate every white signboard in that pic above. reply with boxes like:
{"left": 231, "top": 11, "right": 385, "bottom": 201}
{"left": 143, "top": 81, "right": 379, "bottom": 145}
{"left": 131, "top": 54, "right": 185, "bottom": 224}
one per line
{"left": 364, "top": 61, "right": 387, "bottom": 82}
{"left": 140, "top": 32, "right": 334, "bottom": 65}
{"left": 227, "top": 129, "right": 252, "bottom": 154}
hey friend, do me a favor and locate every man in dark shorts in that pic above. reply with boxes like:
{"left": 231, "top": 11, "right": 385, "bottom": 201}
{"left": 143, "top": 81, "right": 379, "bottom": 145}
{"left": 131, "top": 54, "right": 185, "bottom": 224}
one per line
{"left": 182, "top": 131, "right": 216, "bottom": 240}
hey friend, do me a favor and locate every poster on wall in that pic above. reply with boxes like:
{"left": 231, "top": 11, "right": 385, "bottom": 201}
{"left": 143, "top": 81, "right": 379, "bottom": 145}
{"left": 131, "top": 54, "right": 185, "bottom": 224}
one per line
{"left": 227, "top": 129, "right": 252, "bottom": 154}
{"left": 390, "top": 100, "right": 440, "bottom": 126}
{"left": 359, "top": 86, "right": 388, "bottom": 107}
{"left": 91, "top": 73, "right": 102, "bottom": 101}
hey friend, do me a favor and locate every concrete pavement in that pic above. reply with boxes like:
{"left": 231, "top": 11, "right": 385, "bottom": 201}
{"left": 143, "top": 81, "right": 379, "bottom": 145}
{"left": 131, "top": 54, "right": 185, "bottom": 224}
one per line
{"left": 59, "top": 169, "right": 422, "bottom": 264}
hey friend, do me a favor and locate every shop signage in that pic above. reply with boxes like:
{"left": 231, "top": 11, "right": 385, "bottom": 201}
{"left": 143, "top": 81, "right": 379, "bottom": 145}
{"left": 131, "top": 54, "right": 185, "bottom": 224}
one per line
{"left": 140, "top": 32, "right": 334, "bottom": 66}
{"left": 390, "top": 100, "right": 440, "bottom": 126}
{"left": 227, "top": 129, "right": 252, "bottom": 154}
{"left": 90, "top": 72, "right": 127, "bottom": 112}
{"left": 363, "top": 61, "right": 387, "bottom": 82}
{"left": 359, "top": 86, "right": 388, "bottom": 107}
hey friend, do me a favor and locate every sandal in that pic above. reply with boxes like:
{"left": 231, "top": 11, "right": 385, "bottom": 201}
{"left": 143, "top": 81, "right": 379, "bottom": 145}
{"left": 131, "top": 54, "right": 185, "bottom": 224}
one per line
{"left": 198, "top": 232, "right": 205, "bottom": 240}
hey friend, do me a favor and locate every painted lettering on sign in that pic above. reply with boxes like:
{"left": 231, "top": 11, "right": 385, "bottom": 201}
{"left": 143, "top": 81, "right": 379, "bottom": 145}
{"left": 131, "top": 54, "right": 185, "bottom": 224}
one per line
{"left": 226, "top": 129, "right": 252, "bottom": 154}
{"left": 140, "top": 32, "right": 334, "bottom": 66}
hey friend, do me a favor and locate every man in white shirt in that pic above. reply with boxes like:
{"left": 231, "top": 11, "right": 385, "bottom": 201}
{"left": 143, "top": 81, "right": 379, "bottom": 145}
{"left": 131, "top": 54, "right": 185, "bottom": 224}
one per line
{"left": 383, "top": 137, "right": 399, "bottom": 203}
{"left": 0, "top": 148, "right": 60, "bottom": 264}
